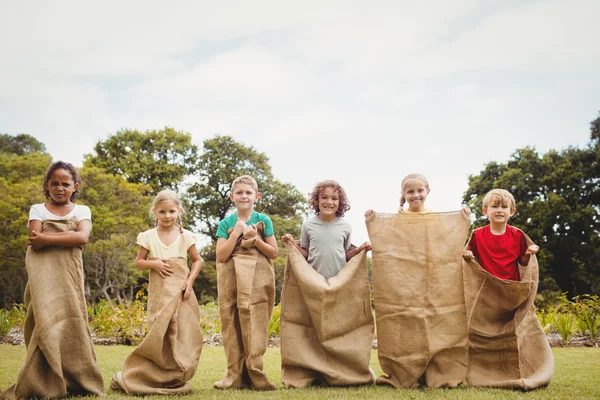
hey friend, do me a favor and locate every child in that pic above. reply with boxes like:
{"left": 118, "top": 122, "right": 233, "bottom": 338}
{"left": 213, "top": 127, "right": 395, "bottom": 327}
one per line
{"left": 283, "top": 180, "right": 370, "bottom": 279}
{"left": 1, "top": 161, "right": 105, "bottom": 399}
{"left": 366, "top": 173, "right": 471, "bottom": 218}
{"left": 462, "top": 188, "right": 539, "bottom": 281}
{"left": 111, "top": 190, "right": 203, "bottom": 394}
{"left": 214, "top": 175, "right": 278, "bottom": 390}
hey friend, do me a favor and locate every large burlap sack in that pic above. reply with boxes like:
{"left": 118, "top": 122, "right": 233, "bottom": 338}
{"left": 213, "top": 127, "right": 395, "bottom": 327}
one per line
{"left": 280, "top": 242, "right": 375, "bottom": 388}
{"left": 366, "top": 211, "right": 470, "bottom": 389}
{"left": 1, "top": 219, "right": 105, "bottom": 399}
{"left": 214, "top": 222, "right": 277, "bottom": 390}
{"left": 110, "top": 257, "right": 203, "bottom": 394}
{"left": 463, "top": 231, "right": 554, "bottom": 389}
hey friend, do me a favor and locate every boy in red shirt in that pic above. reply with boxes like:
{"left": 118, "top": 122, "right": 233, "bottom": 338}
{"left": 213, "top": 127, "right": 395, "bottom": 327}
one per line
{"left": 463, "top": 189, "right": 539, "bottom": 280}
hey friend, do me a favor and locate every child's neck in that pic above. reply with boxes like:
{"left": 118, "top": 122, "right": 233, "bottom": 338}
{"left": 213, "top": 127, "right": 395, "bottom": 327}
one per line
{"left": 318, "top": 214, "right": 337, "bottom": 223}
{"left": 236, "top": 208, "right": 254, "bottom": 222}
{"left": 489, "top": 221, "right": 508, "bottom": 235}
{"left": 408, "top": 205, "right": 425, "bottom": 213}
{"left": 156, "top": 224, "right": 178, "bottom": 234}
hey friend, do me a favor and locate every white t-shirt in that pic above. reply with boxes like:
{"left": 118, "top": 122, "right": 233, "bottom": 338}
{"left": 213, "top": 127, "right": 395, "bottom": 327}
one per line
{"left": 137, "top": 228, "right": 198, "bottom": 260}
{"left": 28, "top": 203, "right": 92, "bottom": 228}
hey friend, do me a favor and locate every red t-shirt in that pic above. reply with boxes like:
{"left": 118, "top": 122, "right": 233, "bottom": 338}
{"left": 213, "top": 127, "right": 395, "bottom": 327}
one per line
{"left": 468, "top": 224, "right": 527, "bottom": 281}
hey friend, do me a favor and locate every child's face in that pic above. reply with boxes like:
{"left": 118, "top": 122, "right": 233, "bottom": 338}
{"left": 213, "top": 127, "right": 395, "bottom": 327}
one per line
{"left": 230, "top": 183, "right": 260, "bottom": 212}
{"left": 402, "top": 178, "right": 430, "bottom": 211}
{"left": 46, "top": 168, "right": 78, "bottom": 205}
{"left": 318, "top": 187, "right": 339, "bottom": 221}
{"left": 153, "top": 200, "right": 181, "bottom": 230}
{"left": 483, "top": 201, "right": 515, "bottom": 225}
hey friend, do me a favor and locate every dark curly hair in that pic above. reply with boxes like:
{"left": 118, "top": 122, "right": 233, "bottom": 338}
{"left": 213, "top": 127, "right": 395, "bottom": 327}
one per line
{"left": 42, "top": 161, "right": 81, "bottom": 201}
{"left": 308, "top": 180, "right": 351, "bottom": 218}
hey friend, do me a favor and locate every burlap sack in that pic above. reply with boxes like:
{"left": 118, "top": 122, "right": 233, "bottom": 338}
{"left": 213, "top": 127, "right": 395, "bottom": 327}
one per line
{"left": 280, "top": 242, "right": 375, "bottom": 388}
{"left": 366, "top": 211, "right": 470, "bottom": 389}
{"left": 110, "top": 257, "right": 203, "bottom": 394}
{"left": 214, "top": 222, "right": 277, "bottom": 390}
{"left": 463, "top": 231, "right": 554, "bottom": 389}
{"left": 1, "top": 219, "right": 105, "bottom": 399}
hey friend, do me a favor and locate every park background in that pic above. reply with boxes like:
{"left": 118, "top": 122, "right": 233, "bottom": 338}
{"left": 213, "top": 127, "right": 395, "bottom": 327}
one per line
{"left": 1, "top": 2, "right": 600, "bottom": 396}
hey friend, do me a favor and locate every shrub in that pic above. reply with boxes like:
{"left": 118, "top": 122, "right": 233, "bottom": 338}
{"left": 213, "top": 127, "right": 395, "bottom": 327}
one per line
{"left": 536, "top": 306, "right": 558, "bottom": 334}
{"left": 9, "top": 304, "right": 27, "bottom": 328}
{"left": 568, "top": 295, "right": 600, "bottom": 340}
{"left": 88, "top": 287, "right": 148, "bottom": 345}
{"left": 268, "top": 303, "right": 281, "bottom": 338}
{"left": 199, "top": 302, "right": 221, "bottom": 336}
{"left": 0, "top": 309, "right": 13, "bottom": 336}
{"left": 555, "top": 312, "right": 576, "bottom": 342}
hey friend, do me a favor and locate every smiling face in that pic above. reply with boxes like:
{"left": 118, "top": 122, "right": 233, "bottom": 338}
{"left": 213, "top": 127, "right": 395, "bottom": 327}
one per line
{"left": 402, "top": 178, "right": 430, "bottom": 212}
{"left": 483, "top": 201, "right": 515, "bottom": 226}
{"left": 153, "top": 200, "right": 181, "bottom": 230}
{"left": 317, "top": 186, "right": 340, "bottom": 221}
{"left": 230, "top": 183, "right": 260, "bottom": 212}
{"left": 45, "top": 168, "right": 78, "bottom": 205}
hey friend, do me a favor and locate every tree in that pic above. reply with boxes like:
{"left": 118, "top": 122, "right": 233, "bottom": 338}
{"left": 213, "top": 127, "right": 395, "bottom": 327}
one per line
{"left": 78, "top": 166, "right": 153, "bottom": 302}
{"left": 463, "top": 113, "right": 600, "bottom": 297}
{"left": 84, "top": 127, "right": 199, "bottom": 193}
{"left": 0, "top": 152, "right": 51, "bottom": 307}
{"left": 185, "top": 135, "right": 306, "bottom": 303}
{"left": 0, "top": 133, "right": 47, "bottom": 155}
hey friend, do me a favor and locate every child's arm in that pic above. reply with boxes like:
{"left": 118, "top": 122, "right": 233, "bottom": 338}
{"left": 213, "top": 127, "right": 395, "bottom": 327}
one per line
{"left": 216, "top": 220, "right": 246, "bottom": 263}
{"left": 135, "top": 246, "right": 174, "bottom": 279}
{"left": 346, "top": 242, "right": 372, "bottom": 260}
{"left": 28, "top": 219, "right": 92, "bottom": 249}
{"left": 519, "top": 244, "right": 539, "bottom": 266}
{"left": 282, "top": 234, "right": 309, "bottom": 259}
{"left": 255, "top": 233, "right": 278, "bottom": 260}
{"left": 183, "top": 245, "right": 202, "bottom": 301}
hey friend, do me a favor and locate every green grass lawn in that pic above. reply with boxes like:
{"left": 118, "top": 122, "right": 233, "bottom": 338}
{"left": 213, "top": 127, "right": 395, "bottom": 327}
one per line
{"left": 1, "top": 345, "right": 599, "bottom": 399}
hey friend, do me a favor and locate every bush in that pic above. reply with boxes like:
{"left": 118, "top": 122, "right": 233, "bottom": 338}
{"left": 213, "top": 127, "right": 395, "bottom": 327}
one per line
{"left": 568, "top": 295, "right": 600, "bottom": 340}
{"left": 0, "top": 309, "right": 13, "bottom": 336}
{"left": 9, "top": 304, "right": 27, "bottom": 328}
{"left": 268, "top": 303, "right": 281, "bottom": 338}
{"left": 536, "top": 306, "right": 558, "bottom": 334}
{"left": 555, "top": 312, "right": 576, "bottom": 341}
{"left": 88, "top": 287, "right": 148, "bottom": 345}
{"left": 199, "top": 302, "right": 221, "bottom": 336}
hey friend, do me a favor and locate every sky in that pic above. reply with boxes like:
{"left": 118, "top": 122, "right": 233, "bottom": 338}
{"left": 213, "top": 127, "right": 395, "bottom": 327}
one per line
{"left": 1, "top": 0, "right": 599, "bottom": 246}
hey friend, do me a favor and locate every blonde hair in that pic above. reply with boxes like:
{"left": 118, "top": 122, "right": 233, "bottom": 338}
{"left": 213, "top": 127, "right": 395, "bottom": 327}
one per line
{"left": 231, "top": 175, "right": 258, "bottom": 192}
{"left": 482, "top": 189, "right": 516, "bottom": 211}
{"left": 399, "top": 173, "right": 429, "bottom": 207}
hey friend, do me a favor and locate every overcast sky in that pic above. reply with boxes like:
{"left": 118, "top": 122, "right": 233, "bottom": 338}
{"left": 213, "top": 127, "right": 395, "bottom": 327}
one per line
{"left": 1, "top": 0, "right": 599, "bottom": 245}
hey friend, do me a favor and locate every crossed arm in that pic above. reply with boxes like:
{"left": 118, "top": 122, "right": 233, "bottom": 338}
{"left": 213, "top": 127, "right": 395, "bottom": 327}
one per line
{"left": 28, "top": 219, "right": 91, "bottom": 249}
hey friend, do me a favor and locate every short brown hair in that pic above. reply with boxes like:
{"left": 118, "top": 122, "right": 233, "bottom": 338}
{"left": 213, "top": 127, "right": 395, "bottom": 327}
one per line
{"left": 308, "top": 180, "right": 350, "bottom": 218}
{"left": 482, "top": 188, "right": 516, "bottom": 211}
{"left": 231, "top": 175, "right": 258, "bottom": 192}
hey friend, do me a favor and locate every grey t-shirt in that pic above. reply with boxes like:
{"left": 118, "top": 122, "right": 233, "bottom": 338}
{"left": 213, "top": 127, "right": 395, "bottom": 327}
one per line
{"left": 300, "top": 216, "right": 352, "bottom": 279}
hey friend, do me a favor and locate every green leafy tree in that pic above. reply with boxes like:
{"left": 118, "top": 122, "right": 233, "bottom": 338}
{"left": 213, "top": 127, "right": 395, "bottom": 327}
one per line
{"left": 185, "top": 135, "right": 306, "bottom": 303}
{"left": 0, "top": 133, "right": 46, "bottom": 155}
{"left": 463, "top": 113, "right": 600, "bottom": 296}
{"left": 84, "top": 127, "right": 199, "bottom": 193}
{"left": 78, "top": 166, "right": 153, "bottom": 303}
{"left": 0, "top": 152, "right": 51, "bottom": 307}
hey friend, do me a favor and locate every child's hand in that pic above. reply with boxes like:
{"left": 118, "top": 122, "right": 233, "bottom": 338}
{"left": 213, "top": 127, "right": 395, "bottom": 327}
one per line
{"left": 232, "top": 220, "right": 246, "bottom": 238}
{"left": 462, "top": 207, "right": 471, "bottom": 217}
{"left": 182, "top": 279, "right": 194, "bottom": 301}
{"left": 359, "top": 242, "right": 372, "bottom": 252}
{"left": 282, "top": 234, "right": 294, "bottom": 243}
{"left": 152, "top": 259, "right": 173, "bottom": 279}
{"left": 462, "top": 250, "right": 474, "bottom": 260}
{"left": 364, "top": 210, "right": 375, "bottom": 219}
{"left": 243, "top": 224, "right": 258, "bottom": 239}
{"left": 526, "top": 245, "right": 539, "bottom": 255}
{"left": 28, "top": 230, "right": 46, "bottom": 250}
